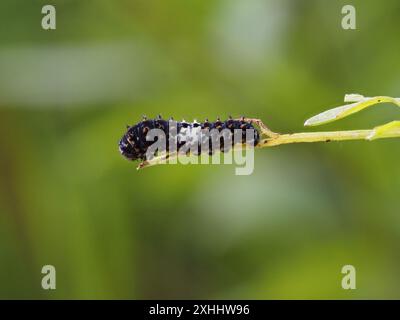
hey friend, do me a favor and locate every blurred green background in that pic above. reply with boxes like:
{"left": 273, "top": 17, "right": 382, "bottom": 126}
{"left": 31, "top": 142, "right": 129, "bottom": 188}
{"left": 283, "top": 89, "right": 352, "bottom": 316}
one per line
{"left": 1, "top": 0, "right": 400, "bottom": 299}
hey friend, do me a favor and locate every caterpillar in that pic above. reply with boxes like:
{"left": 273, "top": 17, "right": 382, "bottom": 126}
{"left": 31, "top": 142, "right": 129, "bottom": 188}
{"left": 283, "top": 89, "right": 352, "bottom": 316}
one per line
{"left": 118, "top": 116, "right": 260, "bottom": 162}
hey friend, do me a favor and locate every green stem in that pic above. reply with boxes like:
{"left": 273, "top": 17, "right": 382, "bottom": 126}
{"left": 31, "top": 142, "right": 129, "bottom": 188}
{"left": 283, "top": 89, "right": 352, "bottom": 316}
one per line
{"left": 259, "top": 128, "right": 400, "bottom": 147}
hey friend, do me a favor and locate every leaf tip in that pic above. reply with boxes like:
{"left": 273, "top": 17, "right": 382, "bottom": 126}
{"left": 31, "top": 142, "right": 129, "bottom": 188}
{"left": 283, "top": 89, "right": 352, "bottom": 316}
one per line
{"left": 344, "top": 93, "right": 365, "bottom": 102}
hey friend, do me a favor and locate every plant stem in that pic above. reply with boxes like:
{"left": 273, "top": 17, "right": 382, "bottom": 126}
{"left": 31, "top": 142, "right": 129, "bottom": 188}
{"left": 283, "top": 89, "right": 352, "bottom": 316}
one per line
{"left": 259, "top": 128, "right": 400, "bottom": 147}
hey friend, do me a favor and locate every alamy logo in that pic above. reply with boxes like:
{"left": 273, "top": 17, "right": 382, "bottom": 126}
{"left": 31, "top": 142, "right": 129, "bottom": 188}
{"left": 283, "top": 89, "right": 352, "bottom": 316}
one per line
{"left": 41, "top": 265, "right": 56, "bottom": 290}
{"left": 41, "top": 5, "right": 56, "bottom": 30}
{"left": 341, "top": 265, "right": 356, "bottom": 290}
{"left": 341, "top": 5, "right": 356, "bottom": 30}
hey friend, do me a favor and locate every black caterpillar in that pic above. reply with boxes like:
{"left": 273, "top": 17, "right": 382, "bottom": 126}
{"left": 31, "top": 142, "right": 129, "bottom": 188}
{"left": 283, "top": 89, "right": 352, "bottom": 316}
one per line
{"left": 118, "top": 116, "right": 260, "bottom": 161}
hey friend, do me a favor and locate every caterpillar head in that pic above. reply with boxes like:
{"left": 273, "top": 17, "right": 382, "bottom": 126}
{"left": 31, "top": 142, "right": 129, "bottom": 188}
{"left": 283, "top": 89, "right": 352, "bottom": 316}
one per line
{"left": 119, "top": 126, "right": 141, "bottom": 161}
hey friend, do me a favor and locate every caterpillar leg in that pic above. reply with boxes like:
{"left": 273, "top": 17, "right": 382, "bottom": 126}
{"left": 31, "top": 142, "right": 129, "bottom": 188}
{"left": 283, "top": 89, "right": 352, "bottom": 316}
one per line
{"left": 241, "top": 118, "right": 279, "bottom": 138}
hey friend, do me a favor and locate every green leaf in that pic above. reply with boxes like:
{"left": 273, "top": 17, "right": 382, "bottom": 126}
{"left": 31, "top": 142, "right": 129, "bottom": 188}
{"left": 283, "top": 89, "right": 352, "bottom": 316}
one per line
{"left": 304, "top": 95, "right": 400, "bottom": 127}
{"left": 367, "top": 121, "right": 400, "bottom": 140}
